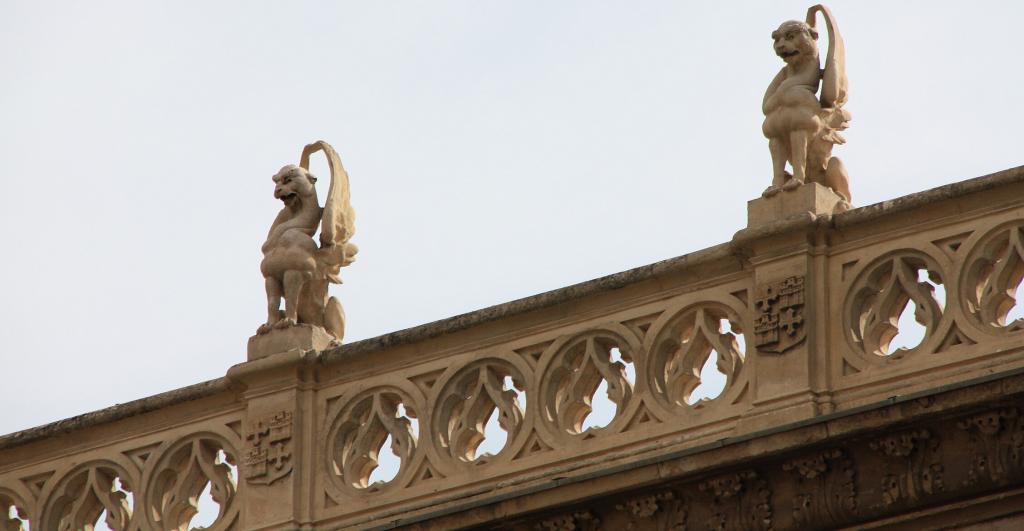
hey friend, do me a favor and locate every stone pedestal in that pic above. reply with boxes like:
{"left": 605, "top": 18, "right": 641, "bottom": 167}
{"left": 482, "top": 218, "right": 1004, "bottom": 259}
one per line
{"left": 747, "top": 182, "right": 846, "bottom": 227}
{"left": 247, "top": 325, "right": 334, "bottom": 360}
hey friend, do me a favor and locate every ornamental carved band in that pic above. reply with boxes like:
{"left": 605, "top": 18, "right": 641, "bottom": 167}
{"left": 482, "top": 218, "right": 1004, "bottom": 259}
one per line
{"left": 754, "top": 275, "right": 806, "bottom": 353}
{"left": 244, "top": 410, "right": 294, "bottom": 485}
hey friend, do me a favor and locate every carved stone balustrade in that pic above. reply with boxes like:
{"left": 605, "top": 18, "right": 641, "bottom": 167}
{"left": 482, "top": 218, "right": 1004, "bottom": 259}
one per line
{"left": 4, "top": 167, "right": 1024, "bottom": 530}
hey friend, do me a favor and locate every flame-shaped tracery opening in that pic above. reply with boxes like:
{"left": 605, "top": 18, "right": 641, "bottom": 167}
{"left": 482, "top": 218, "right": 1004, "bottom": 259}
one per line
{"left": 651, "top": 306, "right": 745, "bottom": 409}
{"left": 330, "top": 390, "right": 418, "bottom": 490}
{"left": 435, "top": 362, "right": 526, "bottom": 463}
{"left": 848, "top": 255, "right": 945, "bottom": 357}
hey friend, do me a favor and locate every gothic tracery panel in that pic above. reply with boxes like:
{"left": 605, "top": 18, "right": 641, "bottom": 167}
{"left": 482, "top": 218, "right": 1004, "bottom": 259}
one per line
{"left": 844, "top": 251, "right": 947, "bottom": 359}
{"left": 325, "top": 386, "right": 421, "bottom": 493}
{"left": 39, "top": 461, "right": 136, "bottom": 531}
{"left": 536, "top": 327, "right": 639, "bottom": 438}
{"left": 645, "top": 302, "right": 748, "bottom": 414}
{"left": 960, "top": 222, "right": 1024, "bottom": 334}
{"left": 142, "top": 433, "right": 240, "bottom": 531}
{"left": 430, "top": 357, "right": 530, "bottom": 467}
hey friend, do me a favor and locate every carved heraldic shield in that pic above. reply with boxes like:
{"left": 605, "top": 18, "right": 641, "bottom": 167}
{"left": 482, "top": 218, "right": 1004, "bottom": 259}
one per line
{"left": 754, "top": 276, "right": 807, "bottom": 354}
{"left": 243, "top": 411, "right": 294, "bottom": 485}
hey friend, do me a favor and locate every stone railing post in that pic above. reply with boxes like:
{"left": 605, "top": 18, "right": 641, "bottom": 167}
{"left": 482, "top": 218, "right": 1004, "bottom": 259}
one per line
{"left": 736, "top": 183, "right": 844, "bottom": 431}
{"left": 227, "top": 348, "right": 319, "bottom": 530}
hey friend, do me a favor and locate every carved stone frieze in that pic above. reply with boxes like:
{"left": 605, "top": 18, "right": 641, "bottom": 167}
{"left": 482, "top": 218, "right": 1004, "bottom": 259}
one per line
{"left": 868, "top": 429, "right": 942, "bottom": 507}
{"left": 957, "top": 407, "right": 1024, "bottom": 486}
{"left": 534, "top": 510, "right": 599, "bottom": 531}
{"left": 699, "top": 470, "right": 772, "bottom": 531}
{"left": 782, "top": 448, "right": 856, "bottom": 527}
{"left": 614, "top": 491, "right": 687, "bottom": 531}
{"left": 754, "top": 276, "right": 806, "bottom": 354}
{"left": 502, "top": 394, "right": 1024, "bottom": 531}
{"left": 244, "top": 410, "right": 294, "bottom": 485}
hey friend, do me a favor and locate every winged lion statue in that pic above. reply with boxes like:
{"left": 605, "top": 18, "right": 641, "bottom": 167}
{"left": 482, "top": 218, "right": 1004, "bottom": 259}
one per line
{"left": 256, "top": 140, "right": 357, "bottom": 342}
{"left": 762, "top": 4, "right": 852, "bottom": 206}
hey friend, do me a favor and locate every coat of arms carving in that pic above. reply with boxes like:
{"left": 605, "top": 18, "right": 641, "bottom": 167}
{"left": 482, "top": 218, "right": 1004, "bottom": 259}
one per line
{"left": 244, "top": 410, "right": 294, "bottom": 485}
{"left": 754, "top": 275, "right": 806, "bottom": 353}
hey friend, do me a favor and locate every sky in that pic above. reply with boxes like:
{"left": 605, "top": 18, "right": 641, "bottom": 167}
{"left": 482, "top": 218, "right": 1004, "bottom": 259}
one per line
{"left": 2, "top": 0, "right": 1023, "bottom": 446}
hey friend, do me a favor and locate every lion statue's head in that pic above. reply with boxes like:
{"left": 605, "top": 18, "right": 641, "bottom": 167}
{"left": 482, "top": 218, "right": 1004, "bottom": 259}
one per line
{"left": 272, "top": 164, "right": 318, "bottom": 206}
{"left": 771, "top": 20, "right": 819, "bottom": 66}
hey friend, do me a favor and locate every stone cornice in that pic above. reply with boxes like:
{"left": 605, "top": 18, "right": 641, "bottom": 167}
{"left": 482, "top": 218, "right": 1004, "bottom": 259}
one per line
{"left": 0, "top": 378, "right": 230, "bottom": 452}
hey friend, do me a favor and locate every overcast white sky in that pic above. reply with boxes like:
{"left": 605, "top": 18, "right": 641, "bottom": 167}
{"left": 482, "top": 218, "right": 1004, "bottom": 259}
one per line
{"left": 2, "top": 1, "right": 1022, "bottom": 438}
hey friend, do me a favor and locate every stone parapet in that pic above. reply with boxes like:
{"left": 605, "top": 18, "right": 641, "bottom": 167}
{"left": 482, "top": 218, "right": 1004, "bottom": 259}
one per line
{"left": 3, "top": 166, "right": 1024, "bottom": 530}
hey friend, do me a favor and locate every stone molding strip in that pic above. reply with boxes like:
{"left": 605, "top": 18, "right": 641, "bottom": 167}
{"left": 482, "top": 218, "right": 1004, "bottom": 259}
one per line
{"left": 0, "top": 378, "right": 229, "bottom": 451}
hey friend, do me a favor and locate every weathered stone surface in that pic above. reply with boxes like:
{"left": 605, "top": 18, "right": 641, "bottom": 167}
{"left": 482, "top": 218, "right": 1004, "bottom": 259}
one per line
{"left": 748, "top": 181, "right": 845, "bottom": 226}
{"left": 3, "top": 164, "right": 1024, "bottom": 530}
{"left": 246, "top": 324, "right": 334, "bottom": 360}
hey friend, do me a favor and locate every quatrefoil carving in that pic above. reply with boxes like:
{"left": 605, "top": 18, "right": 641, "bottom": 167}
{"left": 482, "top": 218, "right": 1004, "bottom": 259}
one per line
{"left": 145, "top": 435, "right": 238, "bottom": 531}
{"left": 648, "top": 304, "right": 745, "bottom": 409}
{"left": 328, "top": 388, "right": 417, "bottom": 490}
{"left": 846, "top": 253, "right": 945, "bottom": 357}
{"left": 41, "top": 462, "right": 134, "bottom": 531}
{"left": 432, "top": 359, "right": 526, "bottom": 463}
{"left": 962, "top": 223, "right": 1024, "bottom": 332}
{"left": 540, "top": 332, "right": 633, "bottom": 435}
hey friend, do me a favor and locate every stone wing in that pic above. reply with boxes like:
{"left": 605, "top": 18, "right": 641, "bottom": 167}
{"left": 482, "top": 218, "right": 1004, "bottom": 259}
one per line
{"left": 299, "top": 140, "right": 356, "bottom": 284}
{"left": 807, "top": 4, "right": 848, "bottom": 109}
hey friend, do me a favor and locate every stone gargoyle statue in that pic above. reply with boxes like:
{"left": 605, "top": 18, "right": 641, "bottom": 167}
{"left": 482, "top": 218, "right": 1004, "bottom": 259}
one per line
{"left": 257, "top": 140, "right": 357, "bottom": 342}
{"left": 762, "top": 4, "right": 852, "bottom": 206}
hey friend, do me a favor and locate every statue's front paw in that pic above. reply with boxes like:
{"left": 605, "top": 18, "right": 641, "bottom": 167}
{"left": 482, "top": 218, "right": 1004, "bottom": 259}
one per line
{"left": 763, "top": 185, "right": 781, "bottom": 198}
{"left": 273, "top": 317, "right": 297, "bottom": 330}
{"left": 256, "top": 323, "right": 273, "bottom": 335}
{"left": 782, "top": 178, "right": 804, "bottom": 191}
